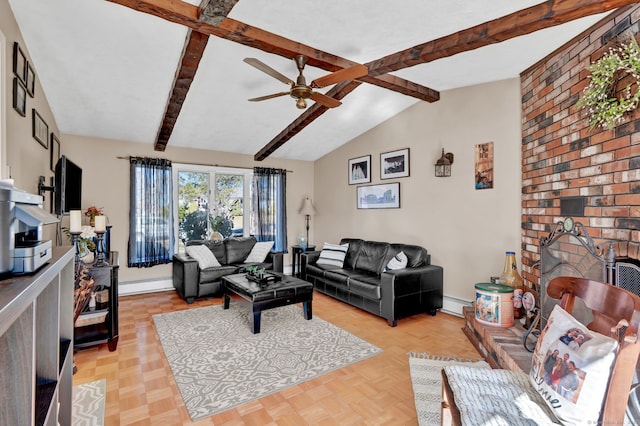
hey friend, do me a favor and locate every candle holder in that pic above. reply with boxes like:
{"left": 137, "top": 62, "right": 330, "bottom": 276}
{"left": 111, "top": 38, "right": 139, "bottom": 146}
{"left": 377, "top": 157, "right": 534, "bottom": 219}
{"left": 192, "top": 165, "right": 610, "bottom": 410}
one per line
{"left": 93, "top": 231, "right": 109, "bottom": 267}
{"left": 70, "top": 231, "right": 82, "bottom": 265}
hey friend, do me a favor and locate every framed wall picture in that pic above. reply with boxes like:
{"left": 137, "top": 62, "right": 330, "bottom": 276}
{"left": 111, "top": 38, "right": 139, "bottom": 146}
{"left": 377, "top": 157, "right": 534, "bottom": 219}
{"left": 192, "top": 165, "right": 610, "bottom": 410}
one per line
{"left": 12, "top": 78, "right": 27, "bottom": 117}
{"left": 32, "top": 109, "right": 48, "bottom": 149}
{"left": 380, "top": 148, "right": 410, "bottom": 179}
{"left": 26, "top": 63, "right": 35, "bottom": 97}
{"left": 348, "top": 155, "right": 371, "bottom": 185}
{"left": 357, "top": 182, "right": 400, "bottom": 209}
{"left": 475, "top": 142, "right": 494, "bottom": 190}
{"left": 13, "top": 42, "right": 26, "bottom": 83}
{"left": 50, "top": 134, "right": 60, "bottom": 172}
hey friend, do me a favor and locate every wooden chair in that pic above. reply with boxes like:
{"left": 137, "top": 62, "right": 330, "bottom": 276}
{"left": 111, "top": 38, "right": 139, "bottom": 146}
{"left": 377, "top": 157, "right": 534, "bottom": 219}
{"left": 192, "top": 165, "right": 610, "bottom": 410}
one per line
{"left": 441, "top": 276, "right": 640, "bottom": 425}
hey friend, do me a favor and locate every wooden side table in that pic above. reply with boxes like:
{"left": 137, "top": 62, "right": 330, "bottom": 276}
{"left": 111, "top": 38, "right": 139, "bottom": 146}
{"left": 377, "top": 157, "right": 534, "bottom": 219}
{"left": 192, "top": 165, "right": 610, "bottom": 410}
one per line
{"left": 291, "top": 244, "right": 315, "bottom": 277}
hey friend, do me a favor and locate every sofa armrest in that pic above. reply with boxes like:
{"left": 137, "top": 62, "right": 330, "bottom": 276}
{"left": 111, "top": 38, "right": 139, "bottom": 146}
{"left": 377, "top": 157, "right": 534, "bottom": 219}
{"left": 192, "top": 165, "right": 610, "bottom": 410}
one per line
{"left": 300, "top": 251, "right": 321, "bottom": 277}
{"left": 380, "top": 264, "right": 444, "bottom": 320}
{"left": 266, "top": 251, "right": 284, "bottom": 273}
{"left": 172, "top": 253, "right": 200, "bottom": 303}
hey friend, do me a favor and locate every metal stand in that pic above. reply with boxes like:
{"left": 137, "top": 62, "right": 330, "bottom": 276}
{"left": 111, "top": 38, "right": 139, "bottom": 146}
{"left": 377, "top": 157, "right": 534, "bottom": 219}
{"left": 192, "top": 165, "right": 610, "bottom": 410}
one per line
{"left": 70, "top": 231, "right": 81, "bottom": 265}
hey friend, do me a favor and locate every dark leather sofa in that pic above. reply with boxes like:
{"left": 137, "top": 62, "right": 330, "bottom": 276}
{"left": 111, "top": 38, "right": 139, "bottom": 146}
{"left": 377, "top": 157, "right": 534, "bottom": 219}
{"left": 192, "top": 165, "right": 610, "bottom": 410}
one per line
{"left": 301, "top": 238, "right": 443, "bottom": 326}
{"left": 172, "top": 236, "right": 283, "bottom": 304}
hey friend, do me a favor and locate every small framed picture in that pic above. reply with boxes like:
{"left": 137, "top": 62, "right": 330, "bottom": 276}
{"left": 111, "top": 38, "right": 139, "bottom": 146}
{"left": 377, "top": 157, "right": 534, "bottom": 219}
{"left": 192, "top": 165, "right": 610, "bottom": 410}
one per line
{"left": 32, "top": 109, "right": 48, "bottom": 149}
{"left": 348, "top": 155, "right": 371, "bottom": 185}
{"left": 357, "top": 182, "right": 400, "bottom": 209}
{"left": 13, "top": 42, "right": 26, "bottom": 83}
{"left": 50, "top": 134, "right": 60, "bottom": 172}
{"left": 12, "top": 78, "right": 27, "bottom": 117}
{"left": 380, "top": 148, "right": 410, "bottom": 179}
{"left": 26, "top": 63, "right": 35, "bottom": 97}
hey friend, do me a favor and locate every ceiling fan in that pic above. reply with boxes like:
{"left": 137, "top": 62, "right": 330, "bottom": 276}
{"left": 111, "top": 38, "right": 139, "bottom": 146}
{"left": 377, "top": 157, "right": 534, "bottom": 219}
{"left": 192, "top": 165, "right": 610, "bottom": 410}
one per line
{"left": 244, "top": 55, "right": 368, "bottom": 109}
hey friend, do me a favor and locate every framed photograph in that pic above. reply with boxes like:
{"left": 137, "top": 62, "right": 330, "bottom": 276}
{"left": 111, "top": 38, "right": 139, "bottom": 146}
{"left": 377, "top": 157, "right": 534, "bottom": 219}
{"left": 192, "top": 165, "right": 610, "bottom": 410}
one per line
{"left": 26, "top": 62, "right": 35, "bottom": 97}
{"left": 50, "top": 134, "right": 60, "bottom": 172}
{"left": 475, "top": 142, "right": 494, "bottom": 190}
{"left": 13, "top": 42, "right": 26, "bottom": 83}
{"left": 380, "top": 148, "right": 410, "bottom": 179}
{"left": 357, "top": 182, "right": 400, "bottom": 209}
{"left": 12, "top": 78, "right": 26, "bottom": 117}
{"left": 32, "top": 109, "right": 48, "bottom": 149}
{"left": 348, "top": 155, "right": 371, "bottom": 185}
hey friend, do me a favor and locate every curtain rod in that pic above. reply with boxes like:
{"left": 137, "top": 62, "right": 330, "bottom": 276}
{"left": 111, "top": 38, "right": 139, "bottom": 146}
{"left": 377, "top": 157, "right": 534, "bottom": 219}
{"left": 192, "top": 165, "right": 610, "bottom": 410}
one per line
{"left": 115, "top": 156, "right": 292, "bottom": 172}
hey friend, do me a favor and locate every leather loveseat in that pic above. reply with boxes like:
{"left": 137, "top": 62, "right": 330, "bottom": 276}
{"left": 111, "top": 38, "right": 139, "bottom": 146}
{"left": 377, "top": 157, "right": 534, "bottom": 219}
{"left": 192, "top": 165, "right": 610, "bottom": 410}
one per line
{"left": 172, "top": 236, "right": 283, "bottom": 304}
{"left": 301, "top": 238, "right": 443, "bottom": 326}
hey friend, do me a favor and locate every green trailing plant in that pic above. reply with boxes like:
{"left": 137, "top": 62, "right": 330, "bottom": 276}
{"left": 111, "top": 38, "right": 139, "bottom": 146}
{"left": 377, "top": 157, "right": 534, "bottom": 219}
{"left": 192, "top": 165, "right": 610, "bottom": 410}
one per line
{"left": 577, "top": 37, "right": 640, "bottom": 130}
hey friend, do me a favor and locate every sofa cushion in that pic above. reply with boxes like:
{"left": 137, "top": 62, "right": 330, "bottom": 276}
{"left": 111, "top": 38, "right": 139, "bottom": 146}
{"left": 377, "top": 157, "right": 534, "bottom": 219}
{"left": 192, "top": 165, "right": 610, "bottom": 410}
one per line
{"left": 317, "top": 242, "right": 349, "bottom": 268}
{"left": 324, "top": 269, "right": 353, "bottom": 286}
{"left": 390, "top": 243, "right": 428, "bottom": 267}
{"left": 199, "top": 265, "right": 238, "bottom": 284}
{"left": 186, "top": 245, "right": 221, "bottom": 269}
{"left": 244, "top": 241, "right": 274, "bottom": 263}
{"left": 348, "top": 274, "right": 382, "bottom": 300}
{"left": 340, "top": 238, "right": 364, "bottom": 269}
{"left": 225, "top": 237, "right": 256, "bottom": 264}
{"left": 354, "top": 241, "right": 389, "bottom": 275}
{"left": 385, "top": 251, "right": 408, "bottom": 271}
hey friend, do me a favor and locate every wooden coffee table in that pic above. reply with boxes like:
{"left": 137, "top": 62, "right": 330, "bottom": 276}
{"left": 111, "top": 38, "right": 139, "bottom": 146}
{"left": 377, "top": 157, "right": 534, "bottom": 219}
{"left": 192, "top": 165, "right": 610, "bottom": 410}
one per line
{"left": 221, "top": 273, "right": 313, "bottom": 333}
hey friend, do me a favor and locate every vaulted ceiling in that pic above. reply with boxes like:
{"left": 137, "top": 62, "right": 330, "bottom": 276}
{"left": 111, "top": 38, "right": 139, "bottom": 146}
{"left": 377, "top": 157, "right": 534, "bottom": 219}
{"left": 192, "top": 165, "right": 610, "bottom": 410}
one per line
{"left": 8, "top": 1, "right": 630, "bottom": 161}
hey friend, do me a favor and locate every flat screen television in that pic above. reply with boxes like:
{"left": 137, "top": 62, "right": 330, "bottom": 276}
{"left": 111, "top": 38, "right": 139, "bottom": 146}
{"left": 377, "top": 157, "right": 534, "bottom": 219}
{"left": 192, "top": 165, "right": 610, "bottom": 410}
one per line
{"left": 54, "top": 155, "right": 82, "bottom": 215}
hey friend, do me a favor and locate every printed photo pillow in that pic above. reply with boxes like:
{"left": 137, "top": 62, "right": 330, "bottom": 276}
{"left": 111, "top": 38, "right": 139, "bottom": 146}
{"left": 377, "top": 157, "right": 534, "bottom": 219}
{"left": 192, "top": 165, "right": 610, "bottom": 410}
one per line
{"left": 528, "top": 304, "right": 618, "bottom": 425}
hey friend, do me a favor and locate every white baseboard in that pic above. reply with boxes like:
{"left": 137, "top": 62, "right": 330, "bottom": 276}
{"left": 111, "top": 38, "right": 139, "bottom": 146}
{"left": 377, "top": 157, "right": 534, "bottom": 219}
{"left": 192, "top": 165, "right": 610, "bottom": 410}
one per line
{"left": 119, "top": 278, "right": 173, "bottom": 296}
{"left": 441, "top": 295, "right": 473, "bottom": 317}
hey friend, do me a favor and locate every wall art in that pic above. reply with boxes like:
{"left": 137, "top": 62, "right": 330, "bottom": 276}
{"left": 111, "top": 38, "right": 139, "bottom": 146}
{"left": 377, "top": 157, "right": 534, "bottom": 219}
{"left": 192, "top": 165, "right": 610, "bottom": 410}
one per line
{"left": 50, "top": 134, "right": 60, "bottom": 172}
{"left": 13, "top": 78, "right": 26, "bottom": 116}
{"left": 32, "top": 109, "right": 48, "bottom": 149}
{"left": 348, "top": 155, "right": 371, "bottom": 185}
{"left": 357, "top": 182, "right": 400, "bottom": 209}
{"left": 380, "top": 148, "right": 409, "bottom": 179}
{"left": 13, "top": 42, "right": 26, "bottom": 83}
{"left": 475, "top": 141, "right": 494, "bottom": 190}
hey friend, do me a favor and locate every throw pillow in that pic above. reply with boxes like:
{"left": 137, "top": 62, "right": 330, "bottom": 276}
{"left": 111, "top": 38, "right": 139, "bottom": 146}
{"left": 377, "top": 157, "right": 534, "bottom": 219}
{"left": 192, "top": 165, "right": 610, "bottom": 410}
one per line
{"left": 316, "top": 242, "right": 349, "bottom": 268}
{"left": 186, "top": 245, "right": 221, "bottom": 269}
{"left": 528, "top": 304, "right": 618, "bottom": 425}
{"left": 385, "top": 251, "right": 408, "bottom": 271}
{"left": 244, "top": 241, "right": 274, "bottom": 263}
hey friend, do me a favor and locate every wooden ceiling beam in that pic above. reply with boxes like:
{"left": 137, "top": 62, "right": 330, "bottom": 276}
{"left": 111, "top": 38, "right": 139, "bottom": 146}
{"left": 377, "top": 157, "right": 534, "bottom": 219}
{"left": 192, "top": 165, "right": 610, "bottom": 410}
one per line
{"left": 365, "top": 0, "right": 637, "bottom": 77}
{"left": 106, "top": 0, "right": 439, "bottom": 103}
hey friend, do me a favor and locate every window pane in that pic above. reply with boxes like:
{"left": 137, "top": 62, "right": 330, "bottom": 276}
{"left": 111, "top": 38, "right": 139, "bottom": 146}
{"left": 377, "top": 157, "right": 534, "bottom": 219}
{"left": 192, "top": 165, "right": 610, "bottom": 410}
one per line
{"left": 214, "top": 174, "right": 243, "bottom": 238}
{"left": 177, "top": 171, "right": 209, "bottom": 248}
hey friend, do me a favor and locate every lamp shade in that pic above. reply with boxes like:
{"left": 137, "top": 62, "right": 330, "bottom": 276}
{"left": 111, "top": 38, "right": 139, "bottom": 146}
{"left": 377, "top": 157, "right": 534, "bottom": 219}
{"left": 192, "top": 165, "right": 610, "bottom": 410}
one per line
{"left": 299, "top": 197, "right": 315, "bottom": 216}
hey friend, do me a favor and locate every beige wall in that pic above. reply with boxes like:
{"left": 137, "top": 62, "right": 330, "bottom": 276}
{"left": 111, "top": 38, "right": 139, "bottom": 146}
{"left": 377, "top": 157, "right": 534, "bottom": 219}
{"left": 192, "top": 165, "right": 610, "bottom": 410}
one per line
{"left": 62, "top": 135, "right": 314, "bottom": 283}
{"left": 314, "top": 79, "right": 523, "bottom": 301}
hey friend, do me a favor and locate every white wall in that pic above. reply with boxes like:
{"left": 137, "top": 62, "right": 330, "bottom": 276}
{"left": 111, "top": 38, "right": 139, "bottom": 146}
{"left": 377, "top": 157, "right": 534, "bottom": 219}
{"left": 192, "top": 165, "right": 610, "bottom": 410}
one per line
{"left": 314, "top": 79, "right": 523, "bottom": 302}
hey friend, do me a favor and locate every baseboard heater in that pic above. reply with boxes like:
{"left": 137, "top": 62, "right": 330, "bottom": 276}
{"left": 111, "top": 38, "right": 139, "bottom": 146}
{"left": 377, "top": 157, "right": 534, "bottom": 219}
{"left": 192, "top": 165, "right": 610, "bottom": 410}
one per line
{"left": 441, "top": 295, "right": 473, "bottom": 317}
{"left": 119, "top": 278, "right": 173, "bottom": 296}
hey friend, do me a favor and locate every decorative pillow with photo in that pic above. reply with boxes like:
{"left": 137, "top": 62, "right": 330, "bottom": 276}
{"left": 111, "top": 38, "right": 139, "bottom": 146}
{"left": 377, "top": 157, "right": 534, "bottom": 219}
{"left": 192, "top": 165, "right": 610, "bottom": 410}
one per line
{"left": 244, "top": 241, "right": 274, "bottom": 263}
{"left": 528, "top": 304, "right": 618, "bottom": 425}
{"left": 186, "top": 245, "right": 221, "bottom": 269}
{"left": 316, "top": 242, "right": 349, "bottom": 268}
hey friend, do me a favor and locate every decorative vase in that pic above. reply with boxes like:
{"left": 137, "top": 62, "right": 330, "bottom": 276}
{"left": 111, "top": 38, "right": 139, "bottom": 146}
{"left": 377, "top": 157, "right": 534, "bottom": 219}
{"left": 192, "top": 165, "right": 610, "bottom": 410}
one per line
{"left": 80, "top": 251, "right": 94, "bottom": 264}
{"left": 297, "top": 234, "right": 308, "bottom": 250}
{"left": 89, "top": 217, "right": 95, "bottom": 227}
{"left": 500, "top": 251, "right": 525, "bottom": 320}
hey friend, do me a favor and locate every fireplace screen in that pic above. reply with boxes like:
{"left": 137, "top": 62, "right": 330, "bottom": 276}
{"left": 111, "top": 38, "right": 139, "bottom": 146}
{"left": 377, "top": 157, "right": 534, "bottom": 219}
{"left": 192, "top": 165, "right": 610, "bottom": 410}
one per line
{"left": 539, "top": 218, "right": 608, "bottom": 328}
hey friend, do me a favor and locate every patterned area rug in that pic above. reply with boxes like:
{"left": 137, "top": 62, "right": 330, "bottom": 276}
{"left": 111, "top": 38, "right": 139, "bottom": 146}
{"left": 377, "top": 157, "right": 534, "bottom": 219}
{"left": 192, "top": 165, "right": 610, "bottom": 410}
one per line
{"left": 153, "top": 303, "right": 382, "bottom": 421}
{"left": 408, "top": 353, "right": 490, "bottom": 426}
{"left": 72, "top": 379, "right": 106, "bottom": 426}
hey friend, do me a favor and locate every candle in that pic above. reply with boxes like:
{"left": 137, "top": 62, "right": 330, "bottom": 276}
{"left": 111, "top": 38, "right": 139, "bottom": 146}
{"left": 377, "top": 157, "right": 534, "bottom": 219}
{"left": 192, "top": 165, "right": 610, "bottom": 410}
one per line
{"left": 94, "top": 215, "right": 106, "bottom": 233}
{"left": 70, "top": 210, "right": 82, "bottom": 233}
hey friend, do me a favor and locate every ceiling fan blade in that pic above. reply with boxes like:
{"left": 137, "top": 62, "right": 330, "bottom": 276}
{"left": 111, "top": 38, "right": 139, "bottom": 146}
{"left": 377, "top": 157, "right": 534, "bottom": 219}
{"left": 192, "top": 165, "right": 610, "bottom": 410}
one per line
{"left": 310, "top": 92, "right": 342, "bottom": 108}
{"left": 248, "top": 91, "right": 291, "bottom": 102}
{"left": 311, "top": 64, "right": 368, "bottom": 88}
{"left": 244, "top": 58, "right": 293, "bottom": 85}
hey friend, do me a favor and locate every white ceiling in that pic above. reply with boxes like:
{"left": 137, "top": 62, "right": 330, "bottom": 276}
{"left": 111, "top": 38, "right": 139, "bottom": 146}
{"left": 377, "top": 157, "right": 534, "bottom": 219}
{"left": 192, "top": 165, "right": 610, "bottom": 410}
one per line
{"left": 8, "top": 0, "right": 609, "bottom": 161}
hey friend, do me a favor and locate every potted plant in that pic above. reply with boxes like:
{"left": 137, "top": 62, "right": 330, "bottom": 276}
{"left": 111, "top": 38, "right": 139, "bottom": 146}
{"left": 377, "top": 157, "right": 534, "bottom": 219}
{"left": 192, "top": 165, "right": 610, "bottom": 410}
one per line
{"left": 84, "top": 206, "right": 104, "bottom": 227}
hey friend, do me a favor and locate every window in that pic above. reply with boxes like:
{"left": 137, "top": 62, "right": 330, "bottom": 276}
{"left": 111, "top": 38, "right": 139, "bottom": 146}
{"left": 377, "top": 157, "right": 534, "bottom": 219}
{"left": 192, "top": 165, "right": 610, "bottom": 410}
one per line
{"left": 173, "top": 164, "right": 252, "bottom": 253}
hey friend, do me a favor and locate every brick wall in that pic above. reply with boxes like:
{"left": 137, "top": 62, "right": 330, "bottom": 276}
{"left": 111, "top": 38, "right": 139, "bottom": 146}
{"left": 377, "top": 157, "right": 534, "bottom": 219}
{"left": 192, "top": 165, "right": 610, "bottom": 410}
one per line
{"left": 520, "top": 6, "right": 640, "bottom": 289}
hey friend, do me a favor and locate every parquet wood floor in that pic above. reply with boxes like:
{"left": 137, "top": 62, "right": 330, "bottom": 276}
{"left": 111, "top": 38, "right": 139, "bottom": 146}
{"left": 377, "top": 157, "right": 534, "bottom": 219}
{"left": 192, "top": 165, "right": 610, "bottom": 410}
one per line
{"left": 73, "top": 290, "right": 480, "bottom": 425}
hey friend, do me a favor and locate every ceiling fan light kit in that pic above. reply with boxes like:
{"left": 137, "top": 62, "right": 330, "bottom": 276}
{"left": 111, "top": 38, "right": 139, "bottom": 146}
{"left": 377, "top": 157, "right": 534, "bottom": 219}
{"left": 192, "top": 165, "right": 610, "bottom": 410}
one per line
{"left": 245, "top": 55, "right": 368, "bottom": 109}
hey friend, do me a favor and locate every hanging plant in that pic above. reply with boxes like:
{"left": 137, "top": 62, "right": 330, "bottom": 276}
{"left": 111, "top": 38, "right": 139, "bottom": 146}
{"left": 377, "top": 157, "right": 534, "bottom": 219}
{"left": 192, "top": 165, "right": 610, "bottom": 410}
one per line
{"left": 576, "top": 36, "right": 640, "bottom": 130}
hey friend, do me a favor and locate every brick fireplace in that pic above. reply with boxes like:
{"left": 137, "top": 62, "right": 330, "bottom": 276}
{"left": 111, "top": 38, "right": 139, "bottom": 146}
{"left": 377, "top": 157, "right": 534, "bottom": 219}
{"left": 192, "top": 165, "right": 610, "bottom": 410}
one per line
{"left": 521, "top": 5, "right": 640, "bottom": 290}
